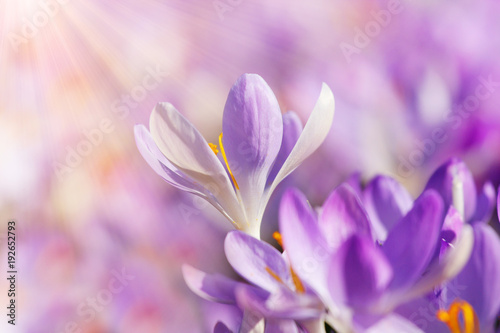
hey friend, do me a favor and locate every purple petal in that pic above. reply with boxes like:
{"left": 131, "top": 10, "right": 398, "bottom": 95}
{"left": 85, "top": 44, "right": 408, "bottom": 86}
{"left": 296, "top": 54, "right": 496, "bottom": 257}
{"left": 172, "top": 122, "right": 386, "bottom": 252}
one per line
{"left": 279, "top": 188, "right": 331, "bottom": 298}
{"left": 354, "top": 313, "right": 425, "bottom": 333}
{"left": 394, "top": 297, "right": 448, "bottom": 332}
{"left": 265, "top": 320, "right": 299, "bottom": 333}
{"left": 498, "top": 185, "right": 500, "bottom": 223}
{"left": 345, "top": 172, "right": 363, "bottom": 198}
{"left": 214, "top": 322, "right": 234, "bottom": 333}
{"left": 434, "top": 207, "right": 464, "bottom": 282}
{"left": 225, "top": 231, "right": 290, "bottom": 292}
{"left": 425, "top": 158, "right": 477, "bottom": 222}
{"left": 319, "top": 183, "right": 372, "bottom": 248}
{"left": 182, "top": 265, "right": 239, "bottom": 304}
{"left": 363, "top": 175, "right": 413, "bottom": 241}
{"left": 441, "top": 206, "right": 464, "bottom": 244}
{"left": 383, "top": 190, "right": 444, "bottom": 290}
{"left": 470, "top": 181, "right": 496, "bottom": 223}
{"left": 235, "top": 284, "right": 323, "bottom": 321}
{"left": 222, "top": 74, "right": 283, "bottom": 222}
{"left": 387, "top": 225, "right": 474, "bottom": 309}
{"left": 328, "top": 235, "right": 393, "bottom": 309}
{"left": 449, "top": 223, "right": 500, "bottom": 328}
{"left": 267, "top": 111, "right": 303, "bottom": 185}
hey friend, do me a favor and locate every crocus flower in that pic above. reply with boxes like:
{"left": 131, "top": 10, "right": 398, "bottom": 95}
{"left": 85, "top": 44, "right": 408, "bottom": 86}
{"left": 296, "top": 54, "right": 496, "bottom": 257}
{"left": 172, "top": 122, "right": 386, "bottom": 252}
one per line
{"left": 420, "top": 158, "right": 495, "bottom": 267}
{"left": 393, "top": 161, "right": 500, "bottom": 333}
{"left": 279, "top": 184, "right": 474, "bottom": 333}
{"left": 362, "top": 158, "right": 496, "bottom": 244}
{"left": 134, "top": 73, "right": 335, "bottom": 238}
{"left": 182, "top": 230, "right": 325, "bottom": 333}
{"left": 396, "top": 222, "right": 500, "bottom": 333}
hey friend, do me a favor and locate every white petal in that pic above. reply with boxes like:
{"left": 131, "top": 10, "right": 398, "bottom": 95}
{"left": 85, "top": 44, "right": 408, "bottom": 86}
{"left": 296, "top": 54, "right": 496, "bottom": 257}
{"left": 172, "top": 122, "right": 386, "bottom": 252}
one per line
{"left": 149, "top": 102, "right": 245, "bottom": 224}
{"left": 266, "top": 83, "right": 335, "bottom": 198}
{"left": 150, "top": 102, "right": 226, "bottom": 179}
{"left": 135, "top": 125, "right": 240, "bottom": 224}
{"left": 135, "top": 124, "right": 205, "bottom": 194}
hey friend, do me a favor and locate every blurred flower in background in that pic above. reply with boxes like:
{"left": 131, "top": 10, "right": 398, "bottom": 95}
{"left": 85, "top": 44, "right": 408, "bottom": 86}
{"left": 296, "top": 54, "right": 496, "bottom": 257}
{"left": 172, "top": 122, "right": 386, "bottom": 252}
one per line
{"left": 1, "top": 0, "right": 500, "bottom": 332}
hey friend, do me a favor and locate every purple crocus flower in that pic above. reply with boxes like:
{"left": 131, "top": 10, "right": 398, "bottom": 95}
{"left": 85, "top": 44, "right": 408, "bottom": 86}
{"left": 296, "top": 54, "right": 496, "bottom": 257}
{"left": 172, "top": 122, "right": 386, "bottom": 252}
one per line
{"left": 182, "top": 230, "right": 325, "bottom": 333}
{"left": 396, "top": 222, "right": 500, "bottom": 333}
{"left": 362, "top": 158, "right": 496, "bottom": 244}
{"left": 134, "top": 73, "right": 335, "bottom": 238}
{"left": 394, "top": 161, "right": 500, "bottom": 333}
{"left": 420, "top": 158, "right": 496, "bottom": 264}
{"left": 279, "top": 184, "right": 474, "bottom": 332}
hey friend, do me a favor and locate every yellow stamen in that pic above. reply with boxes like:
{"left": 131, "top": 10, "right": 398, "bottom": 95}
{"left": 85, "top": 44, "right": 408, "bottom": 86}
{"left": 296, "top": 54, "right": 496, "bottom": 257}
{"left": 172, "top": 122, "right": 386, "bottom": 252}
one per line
{"left": 208, "top": 143, "right": 219, "bottom": 155}
{"left": 437, "top": 300, "right": 479, "bottom": 333}
{"left": 218, "top": 133, "right": 239, "bottom": 190}
{"left": 265, "top": 267, "right": 284, "bottom": 284}
{"left": 266, "top": 235, "right": 306, "bottom": 296}
{"left": 290, "top": 267, "right": 305, "bottom": 294}
{"left": 273, "top": 231, "right": 283, "bottom": 248}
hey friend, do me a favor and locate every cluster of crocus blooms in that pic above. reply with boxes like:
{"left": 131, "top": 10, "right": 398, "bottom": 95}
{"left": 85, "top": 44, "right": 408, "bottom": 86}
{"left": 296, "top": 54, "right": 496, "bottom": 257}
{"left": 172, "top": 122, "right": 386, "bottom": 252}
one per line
{"left": 135, "top": 74, "right": 500, "bottom": 333}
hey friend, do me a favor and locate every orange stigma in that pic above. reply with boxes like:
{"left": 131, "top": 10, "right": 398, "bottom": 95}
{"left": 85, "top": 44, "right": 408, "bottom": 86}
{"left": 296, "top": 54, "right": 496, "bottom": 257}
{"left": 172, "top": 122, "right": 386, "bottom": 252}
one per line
{"left": 265, "top": 267, "right": 284, "bottom": 284}
{"left": 290, "top": 267, "right": 305, "bottom": 294}
{"left": 271, "top": 231, "right": 305, "bottom": 293}
{"left": 273, "top": 231, "right": 283, "bottom": 247}
{"left": 437, "top": 300, "right": 479, "bottom": 333}
{"left": 208, "top": 143, "right": 219, "bottom": 155}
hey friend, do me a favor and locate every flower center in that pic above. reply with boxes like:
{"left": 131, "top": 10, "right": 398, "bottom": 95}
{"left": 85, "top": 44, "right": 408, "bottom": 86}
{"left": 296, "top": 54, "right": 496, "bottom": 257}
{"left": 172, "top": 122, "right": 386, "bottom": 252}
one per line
{"left": 436, "top": 300, "right": 479, "bottom": 333}
{"left": 218, "top": 133, "right": 239, "bottom": 190}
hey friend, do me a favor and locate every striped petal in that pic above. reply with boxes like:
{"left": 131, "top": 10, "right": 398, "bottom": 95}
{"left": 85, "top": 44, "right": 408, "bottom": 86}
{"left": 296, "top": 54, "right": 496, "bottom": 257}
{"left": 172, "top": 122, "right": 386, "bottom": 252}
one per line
{"left": 149, "top": 102, "right": 245, "bottom": 225}
{"left": 222, "top": 74, "right": 283, "bottom": 225}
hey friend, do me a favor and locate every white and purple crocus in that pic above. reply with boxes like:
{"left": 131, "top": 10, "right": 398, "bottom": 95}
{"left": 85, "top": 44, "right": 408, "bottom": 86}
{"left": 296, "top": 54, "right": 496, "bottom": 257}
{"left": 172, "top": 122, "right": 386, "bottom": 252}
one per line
{"left": 278, "top": 183, "right": 474, "bottom": 332}
{"left": 134, "top": 73, "right": 335, "bottom": 238}
{"left": 134, "top": 73, "right": 500, "bottom": 333}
